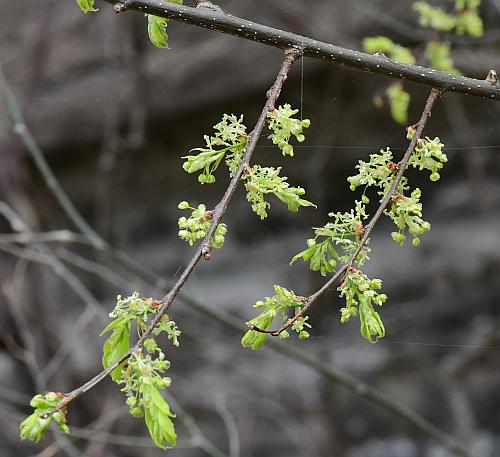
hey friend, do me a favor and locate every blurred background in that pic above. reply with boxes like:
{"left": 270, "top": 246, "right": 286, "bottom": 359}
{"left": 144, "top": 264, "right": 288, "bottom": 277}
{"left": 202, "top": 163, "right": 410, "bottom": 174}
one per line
{"left": 1, "top": 0, "right": 500, "bottom": 456}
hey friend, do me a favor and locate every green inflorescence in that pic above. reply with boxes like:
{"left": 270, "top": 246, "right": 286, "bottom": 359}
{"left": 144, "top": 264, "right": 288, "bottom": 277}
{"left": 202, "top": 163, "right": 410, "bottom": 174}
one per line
{"left": 291, "top": 201, "right": 370, "bottom": 276}
{"left": 177, "top": 201, "right": 227, "bottom": 248}
{"left": 241, "top": 285, "right": 309, "bottom": 350}
{"left": 339, "top": 268, "right": 387, "bottom": 343}
{"left": 267, "top": 104, "right": 311, "bottom": 156}
{"left": 243, "top": 165, "right": 316, "bottom": 220}
{"left": 101, "top": 293, "right": 181, "bottom": 449}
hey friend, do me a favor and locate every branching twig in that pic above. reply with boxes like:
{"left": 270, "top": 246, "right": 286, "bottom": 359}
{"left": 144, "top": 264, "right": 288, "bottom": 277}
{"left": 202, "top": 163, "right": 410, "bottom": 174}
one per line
{"left": 101, "top": 0, "right": 500, "bottom": 100}
{"left": 251, "top": 88, "right": 443, "bottom": 336}
{"left": 39, "top": 48, "right": 300, "bottom": 418}
{"left": 0, "top": 217, "right": 472, "bottom": 456}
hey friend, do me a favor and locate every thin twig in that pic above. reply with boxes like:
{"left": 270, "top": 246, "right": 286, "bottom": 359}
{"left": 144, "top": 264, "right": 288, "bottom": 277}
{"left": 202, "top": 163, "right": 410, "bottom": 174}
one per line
{"left": 251, "top": 88, "right": 443, "bottom": 336}
{"left": 100, "top": 0, "right": 500, "bottom": 100}
{"left": 39, "top": 49, "right": 300, "bottom": 418}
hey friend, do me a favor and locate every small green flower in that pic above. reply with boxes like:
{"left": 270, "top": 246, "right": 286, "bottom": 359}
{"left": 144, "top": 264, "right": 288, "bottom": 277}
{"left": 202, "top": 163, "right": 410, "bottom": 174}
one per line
{"left": 267, "top": 104, "right": 311, "bottom": 156}
{"left": 339, "top": 269, "right": 387, "bottom": 343}
{"left": 177, "top": 202, "right": 227, "bottom": 248}
{"left": 243, "top": 166, "right": 316, "bottom": 219}
{"left": 242, "top": 286, "right": 308, "bottom": 350}
{"left": 183, "top": 114, "right": 248, "bottom": 183}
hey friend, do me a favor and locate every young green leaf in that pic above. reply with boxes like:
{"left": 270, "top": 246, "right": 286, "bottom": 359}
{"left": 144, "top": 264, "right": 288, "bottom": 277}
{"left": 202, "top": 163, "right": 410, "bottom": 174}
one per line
{"left": 183, "top": 114, "right": 248, "bottom": 183}
{"left": 243, "top": 165, "right": 316, "bottom": 219}
{"left": 386, "top": 83, "right": 410, "bottom": 125}
{"left": 143, "top": 385, "right": 177, "bottom": 449}
{"left": 292, "top": 201, "right": 370, "bottom": 275}
{"left": 76, "top": 0, "right": 98, "bottom": 13}
{"left": 101, "top": 315, "right": 131, "bottom": 382}
{"left": 20, "top": 392, "right": 69, "bottom": 443}
{"left": 147, "top": 15, "right": 169, "bottom": 48}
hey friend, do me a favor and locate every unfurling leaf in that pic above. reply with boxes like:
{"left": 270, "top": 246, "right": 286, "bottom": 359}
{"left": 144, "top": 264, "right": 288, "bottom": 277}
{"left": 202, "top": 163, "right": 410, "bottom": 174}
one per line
{"left": 147, "top": 15, "right": 169, "bottom": 48}
{"left": 76, "top": 0, "right": 98, "bottom": 13}
{"left": 143, "top": 385, "right": 177, "bottom": 449}
{"left": 101, "top": 315, "right": 131, "bottom": 382}
{"left": 20, "top": 392, "right": 69, "bottom": 443}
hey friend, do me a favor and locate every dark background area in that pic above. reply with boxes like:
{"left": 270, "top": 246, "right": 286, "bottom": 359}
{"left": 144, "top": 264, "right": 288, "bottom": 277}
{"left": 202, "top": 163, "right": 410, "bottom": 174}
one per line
{"left": 1, "top": 0, "right": 500, "bottom": 456}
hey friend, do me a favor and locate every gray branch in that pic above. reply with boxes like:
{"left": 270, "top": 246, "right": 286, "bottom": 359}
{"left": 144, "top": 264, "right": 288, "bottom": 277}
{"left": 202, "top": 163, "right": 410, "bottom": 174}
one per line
{"left": 101, "top": 0, "right": 500, "bottom": 100}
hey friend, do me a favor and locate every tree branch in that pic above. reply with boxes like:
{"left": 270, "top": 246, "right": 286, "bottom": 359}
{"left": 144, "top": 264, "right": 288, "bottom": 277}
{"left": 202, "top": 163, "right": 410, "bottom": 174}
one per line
{"left": 251, "top": 88, "right": 443, "bottom": 336}
{"left": 101, "top": 0, "right": 500, "bottom": 100}
{"left": 38, "top": 48, "right": 300, "bottom": 418}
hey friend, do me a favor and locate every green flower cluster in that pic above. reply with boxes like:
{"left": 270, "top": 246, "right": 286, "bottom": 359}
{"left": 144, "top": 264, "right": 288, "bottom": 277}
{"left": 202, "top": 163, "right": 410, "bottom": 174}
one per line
{"left": 267, "top": 104, "right": 311, "bottom": 156}
{"left": 347, "top": 137, "right": 446, "bottom": 246}
{"left": 120, "top": 349, "right": 176, "bottom": 449}
{"left": 243, "top": 166, "right": 316, "bottom": 219}
{"left": 177, "top": 201, "right": 227, "bottom": 248}
{"left": 408, "top": 136, "right": 448, "bottom": 181}
{"left": 19, "top": 392, "right": 69, "bottom": 442}
{"left": 388, "top": 189, "right": 431, "bottom": 246}
{"left": 348, "top": 148, "right": 397, "bottom": 195}
{"left": 182, "top": 114, "right": 248, "bottom": 183}
{"left": 338, "top": 268, "right": 387, "bottom": 343}
{"left": 241, "top": 285, "right": 309, "bottom": 350}
{"left": 291, "top": 201, "right": 370, "bottom": 276}
{"left": 100, "top": 293, "right": 180, "bottom": 449}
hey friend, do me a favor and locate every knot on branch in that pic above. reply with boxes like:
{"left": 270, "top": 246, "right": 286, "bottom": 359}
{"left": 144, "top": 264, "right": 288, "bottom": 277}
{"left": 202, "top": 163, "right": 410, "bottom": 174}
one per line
{"left": 284, "top": 48, "right": 301, "bottom": 59}
{"left": 202, "top": 245, "right": 212, "bottom": 261}
{"left": 113, "top": 2, "right": 127, "bottom": 13}
{"left": 486, "top": 70, "right": 499, "bottom": 85}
